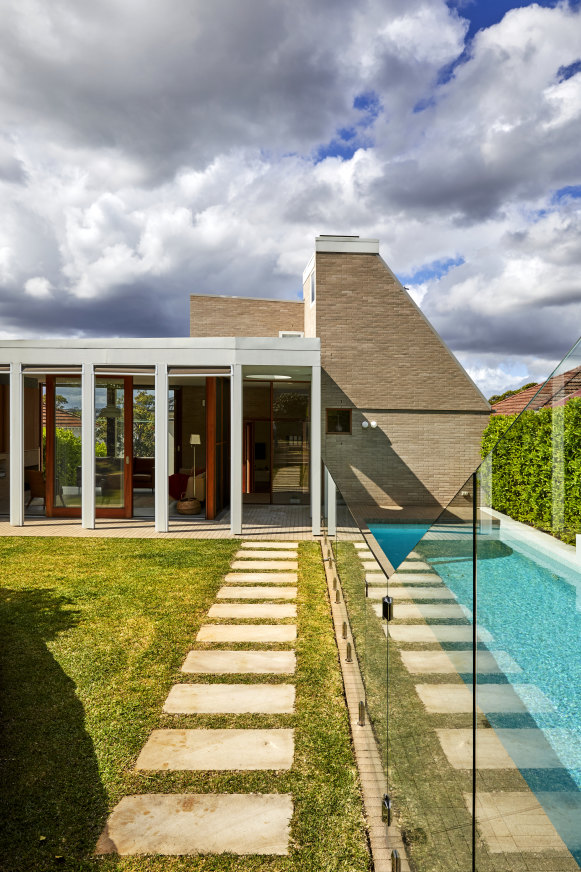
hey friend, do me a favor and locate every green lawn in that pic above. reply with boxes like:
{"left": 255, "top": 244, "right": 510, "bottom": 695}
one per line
{"left": 0, "top": 537, "right": 370, "bottom": 872}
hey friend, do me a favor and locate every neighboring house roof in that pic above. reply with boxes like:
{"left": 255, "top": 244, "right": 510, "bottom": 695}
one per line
{"left": 42, "top": 406, "right": 82, "bottom": 429}
{"left": 492, "top": 366, "right": 581, "bottom": 414}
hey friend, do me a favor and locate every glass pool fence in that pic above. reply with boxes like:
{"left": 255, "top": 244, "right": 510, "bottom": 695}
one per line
{"left": 331, "top": 337, "right": 581, "bottom": 872}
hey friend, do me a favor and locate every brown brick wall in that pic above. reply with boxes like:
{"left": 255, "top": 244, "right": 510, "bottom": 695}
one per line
{"left": 316, "top": 253, "right": 490, "bottom": 410}
{"left": 190, "top": 295, "right": 304, "bottom": 337}
{"left": 316, "top": 252, "right": 489, "bottom": 512}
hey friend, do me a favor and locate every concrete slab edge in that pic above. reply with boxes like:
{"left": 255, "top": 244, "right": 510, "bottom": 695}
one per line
{"left": 320, "top": 534, "right": 410, "bottom": 872}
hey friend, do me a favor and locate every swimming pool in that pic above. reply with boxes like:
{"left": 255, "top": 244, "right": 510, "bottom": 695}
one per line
{"left": 370, "top": 518, "right": 581, "bottom": 862}
{"left": 367, "top": 522, "right": 432, "bottom": 569}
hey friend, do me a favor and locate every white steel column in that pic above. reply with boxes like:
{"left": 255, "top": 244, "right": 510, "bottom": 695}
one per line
{"left": 311, "top": 365, "right": 322, "bottom": 536}
{"left": 9, "top": 363, "right": 23, "bottom": 526}
{"left": 155, "top": 364, "right": 169, "bottom": 533}
{"left": 325, "top": 465, "right": 336, "bottom": 537}
{"left": 81, "top": 364, "right": 96, "bottom": 528}
{"left": 230, "top": 363, "right": 243, "bottom": 535}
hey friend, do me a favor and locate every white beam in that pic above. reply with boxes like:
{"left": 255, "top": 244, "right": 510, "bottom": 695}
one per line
{"left": 9, "top": 363, "right": 23, "bottom": 526}
{"left": 155, "top": 364, "right": 169, "bottom": 533}
{"left": 311, "top": 365, "right": 321, "bottom": 536}
{"left": 325, "top": 466, "right": 336, "bottom": 537}
{"left": 81, "top": 364, "right": 95, "bottom": 528}
{"left": 230, "top": 363, "right": 243, "bottom": 535}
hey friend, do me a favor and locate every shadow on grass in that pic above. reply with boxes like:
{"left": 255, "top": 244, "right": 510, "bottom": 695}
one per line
{"left": 0, "top": 588, "right": 108, "bottom": 871}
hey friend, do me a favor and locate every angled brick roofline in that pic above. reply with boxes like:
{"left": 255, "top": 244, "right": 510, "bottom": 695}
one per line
{"left": 491, "top": 366, "right": 581, "bottom": 415}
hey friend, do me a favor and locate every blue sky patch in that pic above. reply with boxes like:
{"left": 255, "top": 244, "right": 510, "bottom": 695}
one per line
{"left": 315, "top": 138, "right": 364, "bottom": 163}
{"left": 557, "top": 59, "right": 581, "bottom": 82}
{"left": 413, "top": 96, "right": 436, "bottom": 114}
{"left": 552, "top": 185, "right": 581, "bottom": 202}
{"left": 445, "top": 0, "right": 565, "bottom": 41}
{"left": 398, "top": 256, "right": 465, "bottom": 286}
{"left": 353, "top": 90, "right": 382, "bottom": 127}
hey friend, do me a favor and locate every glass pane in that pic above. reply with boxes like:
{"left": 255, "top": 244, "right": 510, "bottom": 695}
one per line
{"left": 0, "top": 376, "right": 9, "bottom": 514}
{"left": 132, "top": 387, "right": 155, "bottom": 516}
{"left": 476, "top": 339, "right": 581, "bottom": 869}
{"left": 95, "top": 381, "right": 125, "bottom": 509}
{"left": 273, "top": 383, "right": 309, "bottom": 420}
{"left": 334, "top": 488, "right": 389, "bottom": 806}
{"left": 272, "top": 420, "right": 309, "bottom": 504}
{"left": 54, "top": 379, "right": 82, "bottom": 508}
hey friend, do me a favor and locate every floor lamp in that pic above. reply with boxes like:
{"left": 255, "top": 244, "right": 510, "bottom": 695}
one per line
{"left": 190, "top": 433, "right": 201, "bottom": 476}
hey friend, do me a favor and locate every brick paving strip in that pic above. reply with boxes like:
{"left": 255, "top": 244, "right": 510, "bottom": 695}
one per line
{"left": 96, "top": 542, "right": 299, "bottom": 857}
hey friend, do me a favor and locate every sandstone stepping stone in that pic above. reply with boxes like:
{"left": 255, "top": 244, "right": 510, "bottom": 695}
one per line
{"left": 415, "top": 684, "right": 475, "bottom": 714}
{"left": 197, "top": 624, "right": 296, "bottom": 643}
{"left": 437, "top": 728, "right": 518, "bottom": 769}
{"left": 400, "top": 649, "right": 521, "bottom": 674}
{"left": 394, "top": 602, "right": 470, "bottom": 620}
{"left": 163, "top": 684, "right": 295, "bottom": 714}
{"left": 367, "top": 588, "right": 387, "bottom": 600}
{"left": 366, "top": 573, "right": 387, "bottom": 585}
{"left": 398, "top": 560, "right": 431, "bottom": 571}
{"left": 231, "top": 560, "right": 298, "bottom": 570}
{"left": 182, "top": 650, "right": 296, "bottom": 674}
{"left": 354, "top": 542, "right": 369, "bottom": 549}
{"left": 361, "top": 561, "right": 379, "bottom": 571}
{"left": 208, "top": 603, "right": 296, "bottom": 619}
{"left": 135, "top": 728, "right": 294, "bottom": 770}
{"left": 357, "top": 550, "right": 373, "bottom": 559}
{"left": 469, "top": 791, "right": 571, "bottom": 854}
{"left": 225, "top": 572, "right": 297, "bottom": 584}
{"left": 235, "top": 550, "right": 298, "bottom": 560}
{"left": 390, "top": 571, "right": 439, "bottom": 584}
{"left": 415, "top": 683, "right": 555, "bottom": 714}
{"left": 438, "top": 728, "right": 567, "bottom": 770}
{"left": 95, "top": 793, "right": 293, "bottom": 856}
{"left": 241, "top": 541, "right": 298, "bottom": 549}
{"left": 389, "top": 624, "right": 493, "bottom": 644}
{"left": 389, "top": 586, "right": 455, "bottom": 600}
{"left": 217, "top": 586, "right": 297, "bottom": 600}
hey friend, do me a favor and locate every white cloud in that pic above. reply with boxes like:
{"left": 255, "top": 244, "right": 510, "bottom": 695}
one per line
{"left": 0, "top": 0, "right": 578, "bottom": 396}
{"left": 24, "top": 276, "right": 53, "bottom": 298}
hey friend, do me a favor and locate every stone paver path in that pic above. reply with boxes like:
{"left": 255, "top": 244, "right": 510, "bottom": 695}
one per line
{"left": 96, "top": 541, "right": 300, "bottom": 857}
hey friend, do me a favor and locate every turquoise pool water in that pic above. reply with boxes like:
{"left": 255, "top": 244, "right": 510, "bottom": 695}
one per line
{"left": 367, "top": 522, "right": 432, "bottom": 568}
{"left": 370, "top": 520, "right": 581, "bottom": 863}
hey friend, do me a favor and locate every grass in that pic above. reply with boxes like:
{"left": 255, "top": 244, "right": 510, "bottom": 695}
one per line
{"left": 0, "top": 537, "right": 370, "bottom": 872}
{"left": 333, "top": 540, "right": 578, "bottom": 872}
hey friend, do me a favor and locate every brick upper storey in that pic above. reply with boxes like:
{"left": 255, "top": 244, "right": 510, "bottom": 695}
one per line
{"left": 190, "top": 294, "right": 303, "bottom": 338}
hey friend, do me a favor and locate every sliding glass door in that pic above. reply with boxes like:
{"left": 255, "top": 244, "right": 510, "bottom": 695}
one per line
{"left": 46, "top": 375, "right": 133, "bottom": 518}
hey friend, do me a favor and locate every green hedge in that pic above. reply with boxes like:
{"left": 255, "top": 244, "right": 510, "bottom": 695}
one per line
{"left": 481, "top": 398, "right": 581, "bottom": 544}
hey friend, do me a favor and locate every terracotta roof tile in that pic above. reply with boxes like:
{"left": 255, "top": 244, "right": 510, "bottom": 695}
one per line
{"left": 492, "top": 366, "right": 581, "bottom": 415}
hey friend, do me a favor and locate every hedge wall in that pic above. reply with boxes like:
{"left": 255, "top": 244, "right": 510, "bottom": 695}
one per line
{"left": 481, "top": 398, "right": 581, "bottom": 544}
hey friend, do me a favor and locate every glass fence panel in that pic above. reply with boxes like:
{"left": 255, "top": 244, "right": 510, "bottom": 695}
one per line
{"left": 475, "top": 340, "right": 581, "bottom": 870}
{"left": 334, "top": 489, "right": 389, "bottom": 790}
{"left": 381, "top": 478, "right": 476, "bottom": 872}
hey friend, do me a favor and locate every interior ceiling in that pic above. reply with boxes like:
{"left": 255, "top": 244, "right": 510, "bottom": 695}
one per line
{"left": 242, "top": 365, "right": 312, "bottom": 381}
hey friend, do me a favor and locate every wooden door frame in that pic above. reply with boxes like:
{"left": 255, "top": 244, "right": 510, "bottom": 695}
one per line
{"left": 46, "top": 375, "right": 133, "bottom": 518}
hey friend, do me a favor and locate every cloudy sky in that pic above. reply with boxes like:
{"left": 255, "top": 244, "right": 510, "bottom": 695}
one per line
{"left": 0, "top": 0, "right": 580, "bottom": 397}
